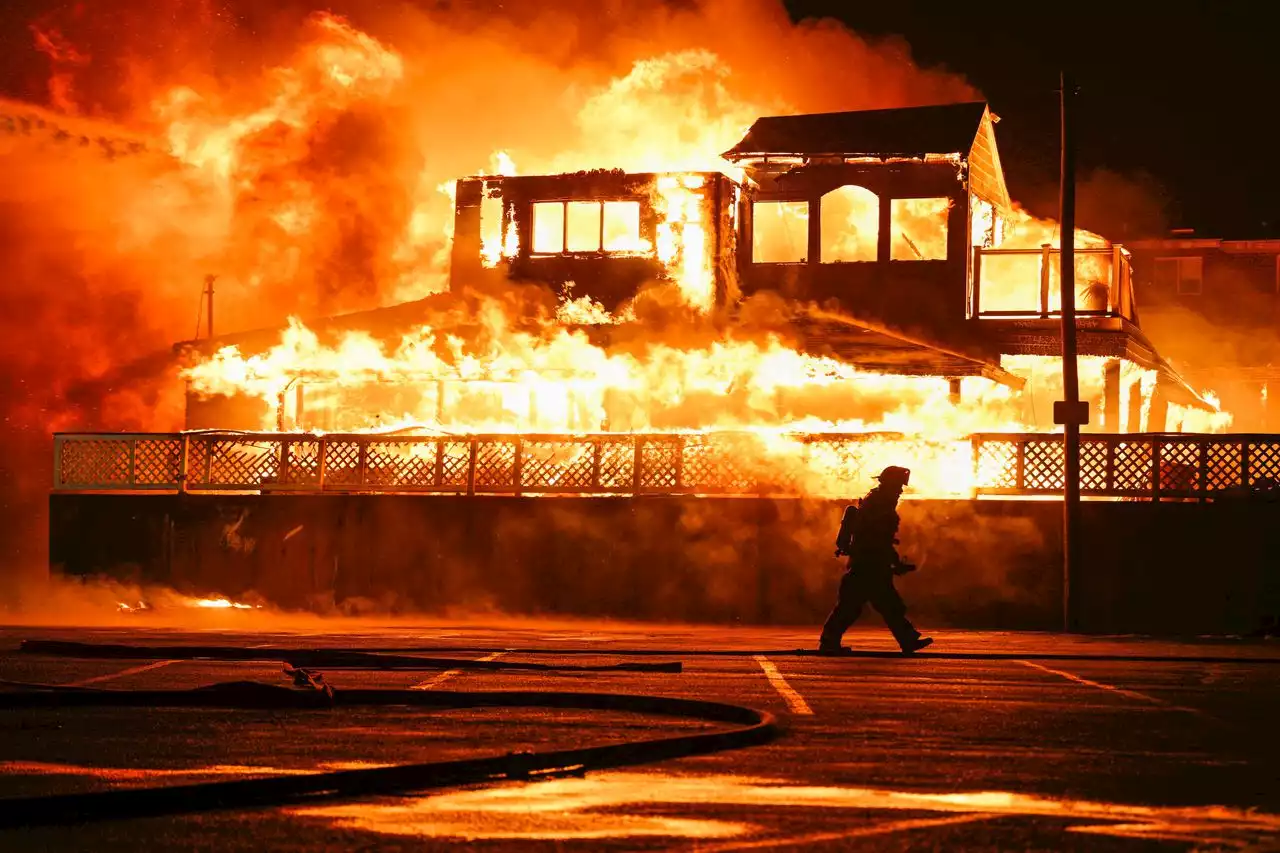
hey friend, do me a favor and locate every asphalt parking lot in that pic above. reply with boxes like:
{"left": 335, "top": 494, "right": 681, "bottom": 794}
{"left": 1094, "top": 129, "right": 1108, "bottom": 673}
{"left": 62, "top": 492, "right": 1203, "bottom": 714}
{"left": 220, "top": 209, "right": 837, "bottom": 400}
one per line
{"left": 1, "top": 618, "right": 1278, "bottom": 851}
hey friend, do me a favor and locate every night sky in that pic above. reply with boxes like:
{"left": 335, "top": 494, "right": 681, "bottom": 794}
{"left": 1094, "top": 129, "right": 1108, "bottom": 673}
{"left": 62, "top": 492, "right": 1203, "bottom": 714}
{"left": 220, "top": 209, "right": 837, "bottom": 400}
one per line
{"left": 2, "top": 1, "right": 1273, "bottom": 238}
{"left": 799, "top": 0, "right": 1276, "bottom": 239}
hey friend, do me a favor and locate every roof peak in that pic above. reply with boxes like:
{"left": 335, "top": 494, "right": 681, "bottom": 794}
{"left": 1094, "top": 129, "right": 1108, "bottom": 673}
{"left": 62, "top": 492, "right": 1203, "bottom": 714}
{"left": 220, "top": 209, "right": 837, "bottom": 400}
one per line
{"left": 723, "top": 101, "right": 991, "bottom": 161}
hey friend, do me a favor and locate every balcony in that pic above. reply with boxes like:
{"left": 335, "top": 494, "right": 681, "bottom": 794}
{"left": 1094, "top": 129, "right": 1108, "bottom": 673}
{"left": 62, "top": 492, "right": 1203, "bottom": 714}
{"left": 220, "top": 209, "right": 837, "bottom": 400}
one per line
{"left": 972, "top": 244, "right": 1136, "bottom": 322}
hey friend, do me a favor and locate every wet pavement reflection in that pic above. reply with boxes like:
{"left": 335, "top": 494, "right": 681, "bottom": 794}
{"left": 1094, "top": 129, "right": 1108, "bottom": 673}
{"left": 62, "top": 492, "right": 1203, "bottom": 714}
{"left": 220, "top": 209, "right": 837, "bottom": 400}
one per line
{"left": 291, "top": 771, "right": 1280, "bottom": 847}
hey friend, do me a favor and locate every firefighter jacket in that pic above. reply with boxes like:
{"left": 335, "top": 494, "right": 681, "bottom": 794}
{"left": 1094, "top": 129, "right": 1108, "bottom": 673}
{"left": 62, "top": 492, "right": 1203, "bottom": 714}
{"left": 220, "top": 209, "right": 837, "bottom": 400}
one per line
{"left": 846, "top": 487, "right": 901, "bottom": 571}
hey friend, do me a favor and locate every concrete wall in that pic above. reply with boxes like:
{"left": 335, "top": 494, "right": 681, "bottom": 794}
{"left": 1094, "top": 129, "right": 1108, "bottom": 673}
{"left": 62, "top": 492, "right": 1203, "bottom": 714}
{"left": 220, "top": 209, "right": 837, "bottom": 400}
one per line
{"left": 49, "top": 494, "right": 1279, "bottom": 635}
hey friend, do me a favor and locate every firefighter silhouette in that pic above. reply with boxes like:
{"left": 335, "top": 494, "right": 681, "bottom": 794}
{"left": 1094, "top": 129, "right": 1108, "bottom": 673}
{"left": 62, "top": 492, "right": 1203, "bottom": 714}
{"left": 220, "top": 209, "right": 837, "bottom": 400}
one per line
{"left": 819, "top": 465, "right": 933, "bottom": 654}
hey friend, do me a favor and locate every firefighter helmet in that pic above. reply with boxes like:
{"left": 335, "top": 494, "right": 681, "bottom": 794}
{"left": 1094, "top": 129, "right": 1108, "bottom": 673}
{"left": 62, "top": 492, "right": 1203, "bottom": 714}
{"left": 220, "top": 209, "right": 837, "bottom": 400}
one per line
{"left": 874, "top": 466, "right": 911, "bottom": 488}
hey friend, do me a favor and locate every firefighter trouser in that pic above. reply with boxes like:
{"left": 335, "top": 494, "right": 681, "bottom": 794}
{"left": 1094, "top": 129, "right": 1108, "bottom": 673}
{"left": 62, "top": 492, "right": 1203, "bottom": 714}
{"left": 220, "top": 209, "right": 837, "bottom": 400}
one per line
{"left": 820, "top": 568, "right": 920, "bottom": 650}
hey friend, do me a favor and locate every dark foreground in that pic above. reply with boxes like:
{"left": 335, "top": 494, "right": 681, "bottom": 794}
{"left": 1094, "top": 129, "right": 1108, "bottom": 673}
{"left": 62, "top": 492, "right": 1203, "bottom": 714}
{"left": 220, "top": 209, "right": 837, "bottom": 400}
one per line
{"left": 1, "top": 619, "right": 1278, "bottom": 850}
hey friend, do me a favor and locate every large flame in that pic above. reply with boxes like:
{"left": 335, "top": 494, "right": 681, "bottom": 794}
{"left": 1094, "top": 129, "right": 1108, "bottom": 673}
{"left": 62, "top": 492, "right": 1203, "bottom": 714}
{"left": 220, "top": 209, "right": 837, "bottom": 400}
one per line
{"left": 0, "top": 0, "right": 1238, "bottom": 550}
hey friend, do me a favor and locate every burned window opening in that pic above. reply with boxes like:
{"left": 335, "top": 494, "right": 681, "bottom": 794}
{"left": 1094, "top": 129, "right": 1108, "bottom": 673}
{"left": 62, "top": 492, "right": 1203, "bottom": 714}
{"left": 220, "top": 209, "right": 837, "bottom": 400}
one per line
{"left": 891, "top": 197, "right": 950, "bottom": 261}
{"left": 820, "top": 185, "right": 878, "bottom": 263}
{"left": 530, "top": 200, "right": 646, "bottom": 255}
{"left": 1154, "top": 256, "right": 1203, "bottom": 296}
{"left": 753, "top": 200, "right": 809, "bottom": 264}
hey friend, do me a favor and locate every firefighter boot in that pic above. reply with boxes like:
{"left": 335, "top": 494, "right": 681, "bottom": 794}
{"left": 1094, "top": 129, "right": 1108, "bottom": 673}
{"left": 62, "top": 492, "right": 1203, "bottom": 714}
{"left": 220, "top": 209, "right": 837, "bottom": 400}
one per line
{"left": 900, "top": 636, "right": 934, "bottom": 654}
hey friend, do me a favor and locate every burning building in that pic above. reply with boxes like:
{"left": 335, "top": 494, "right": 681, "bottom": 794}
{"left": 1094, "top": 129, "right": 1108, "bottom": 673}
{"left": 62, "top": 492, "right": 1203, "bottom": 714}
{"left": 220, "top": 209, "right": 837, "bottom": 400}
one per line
{"left": 104, "top": 100, "right": 1222, "bottom": 499}
{"left": 44, "top": 93, "right": 1280, "bottom": 633}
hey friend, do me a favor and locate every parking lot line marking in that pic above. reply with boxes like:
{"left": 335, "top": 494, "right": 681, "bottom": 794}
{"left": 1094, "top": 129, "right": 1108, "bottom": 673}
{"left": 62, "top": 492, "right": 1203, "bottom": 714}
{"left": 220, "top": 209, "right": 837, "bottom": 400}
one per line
{"left": 1019, "top": 660, "right": 1203, "bottom": 715}
{"left": 753, "top": 655, "right": 813, "bottom": 715}
{"left": 411, "top": 651, "right": 506, "bottom": 690}
{"left": 65, "top": 660, "right": 177, "bottom": 687}
{"left": 693, "top": 812, "right": 995, "bottom": 850}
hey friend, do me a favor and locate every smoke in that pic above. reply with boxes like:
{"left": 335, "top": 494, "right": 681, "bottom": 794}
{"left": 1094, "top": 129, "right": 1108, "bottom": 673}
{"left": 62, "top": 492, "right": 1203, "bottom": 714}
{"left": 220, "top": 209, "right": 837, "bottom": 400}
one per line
{"left": 0, "top": 0, "right": 983, "bottom": 597}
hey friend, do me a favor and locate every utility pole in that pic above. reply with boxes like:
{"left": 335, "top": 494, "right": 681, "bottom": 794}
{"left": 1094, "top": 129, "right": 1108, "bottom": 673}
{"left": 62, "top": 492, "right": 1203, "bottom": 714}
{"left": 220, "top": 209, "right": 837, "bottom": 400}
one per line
{"left": 1055, "top": 71, "right": 1087, "bottom": 632}
{"left": 203, "top": 275, "right": 216, "bottom": 340}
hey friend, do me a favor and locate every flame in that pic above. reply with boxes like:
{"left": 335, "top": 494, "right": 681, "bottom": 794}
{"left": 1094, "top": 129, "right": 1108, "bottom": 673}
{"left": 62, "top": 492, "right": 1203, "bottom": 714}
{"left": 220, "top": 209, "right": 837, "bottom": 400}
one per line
{"left": 188, "top": 597, "right": 258, "bottom": 610}
{"left": 6, "top": 2, "right": 1243, "bottom": 519}
{"left": 655, "top": 174, "right": 714, "bottom": 311}
{"left": 184, "top": 305, "right": 1031, "bottom": 442}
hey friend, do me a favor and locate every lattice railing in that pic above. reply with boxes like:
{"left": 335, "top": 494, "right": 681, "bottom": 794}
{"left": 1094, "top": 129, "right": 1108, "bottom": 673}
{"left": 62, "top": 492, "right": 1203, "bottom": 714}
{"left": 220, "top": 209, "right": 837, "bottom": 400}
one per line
{"left": 971, "top": 433, "right": 1280, "bottom": 499}
{"left": 53, "top": 431, "right": 894, "bottom": 496}
{"left": 54, "top": 431, "right": 1280, "bottom": 499}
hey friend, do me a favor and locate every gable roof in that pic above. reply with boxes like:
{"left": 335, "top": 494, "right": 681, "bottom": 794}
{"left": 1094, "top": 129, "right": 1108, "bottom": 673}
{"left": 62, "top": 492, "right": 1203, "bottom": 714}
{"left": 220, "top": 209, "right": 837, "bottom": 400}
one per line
{"left": 723, "top": 101, "right": 990, "bottom": 160}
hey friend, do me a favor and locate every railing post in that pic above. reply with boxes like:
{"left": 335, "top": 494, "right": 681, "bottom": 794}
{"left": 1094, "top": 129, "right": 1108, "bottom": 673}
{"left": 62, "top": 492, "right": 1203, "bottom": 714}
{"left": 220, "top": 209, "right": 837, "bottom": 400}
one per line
{"left": 1016, "top": 438, "right": 1027, "bottom": 491}
{"left": 317, "top": 436, "right": 327, "bottom": 491}
{"left": 127, "top": 438, "right": 137, "bottom": 488}
{"left": 1111, "top": 245, "right": 1122, "bottom": 315}
{"left": 591, "top": 438, "right": 603, "bottom": 492}
{"left": 178, "top": 434, "right": 190, "bottom": 494}
{"left": 1241, "top": 438, "right": 1251, "bottom": 490}
{"left": 971, "top": 246, "right": 983, "bottom": 317}
{"left": 52, "top": 435, "right": 64, "bottom": 491}
{"left": 674, "top": 435, "right": 685, "bottom": 492}
{"left": 1152, "top": 438, "right": 1163, "bottom": 501}
{"left": 631, "top": 436, "right": 644, "bottom": 495}
{"left": 513, "top": 437, "right": 523, "bottom": 496}
{"left": 1198, "top": 438, "right": 1209, "bottom": 502}
{"left": 467, "top": 438, "right": 477, "bottom": 496}
{"left": 1040, "top": 243, "right": 1052, "bottom": 317}
{"left": 1105, "top": 436, "right": 1116, "bottom": 493}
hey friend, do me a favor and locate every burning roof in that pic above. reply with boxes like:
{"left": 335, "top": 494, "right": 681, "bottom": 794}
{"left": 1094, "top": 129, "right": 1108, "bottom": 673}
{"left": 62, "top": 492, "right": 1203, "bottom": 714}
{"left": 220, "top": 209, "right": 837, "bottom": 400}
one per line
{"left": 724, "top": 101, "right": 989, "bottom": 160}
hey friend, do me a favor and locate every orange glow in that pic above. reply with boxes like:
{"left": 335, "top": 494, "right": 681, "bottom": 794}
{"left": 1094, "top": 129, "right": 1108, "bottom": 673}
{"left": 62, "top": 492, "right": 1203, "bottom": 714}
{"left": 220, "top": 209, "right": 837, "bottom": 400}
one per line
{"left": 190, "top": 597, "right": 259, "bottom": 610}
{"left": 3, "top": 1, "right": 1239, "bottom": 533}
{"left": 890, "top": 197, "right": 950, "bottom": 261}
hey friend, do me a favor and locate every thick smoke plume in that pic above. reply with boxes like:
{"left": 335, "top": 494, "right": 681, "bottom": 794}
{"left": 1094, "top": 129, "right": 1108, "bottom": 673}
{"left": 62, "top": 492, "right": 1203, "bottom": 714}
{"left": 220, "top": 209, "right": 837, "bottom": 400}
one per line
{"left": 1, "top": 0, "right": 978, "bottom": 601}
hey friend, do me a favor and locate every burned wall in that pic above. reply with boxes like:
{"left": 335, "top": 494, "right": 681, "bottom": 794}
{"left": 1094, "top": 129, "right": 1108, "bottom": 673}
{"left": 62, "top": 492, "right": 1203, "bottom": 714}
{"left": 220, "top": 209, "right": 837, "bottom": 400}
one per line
{"left": 742, "top": 161, "right": 971, "bottom": 345}
{"left": 452, "top": 171, "right": 741, "bottom": 313}
{"left": 50, "top": 493, "right": 1280, "bottom": 634}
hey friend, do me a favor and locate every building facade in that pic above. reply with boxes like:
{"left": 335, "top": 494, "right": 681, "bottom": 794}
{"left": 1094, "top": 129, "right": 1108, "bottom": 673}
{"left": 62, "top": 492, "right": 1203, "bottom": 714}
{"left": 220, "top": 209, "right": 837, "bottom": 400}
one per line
{"left": 1130, "top": 234, "right": 1280, "bottom": 431}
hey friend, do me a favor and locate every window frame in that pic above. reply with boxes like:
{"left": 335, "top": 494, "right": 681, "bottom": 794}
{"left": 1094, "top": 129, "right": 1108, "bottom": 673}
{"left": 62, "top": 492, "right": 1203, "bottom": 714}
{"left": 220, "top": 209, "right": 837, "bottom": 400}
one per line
{"left": 1155, "top": 255, "right": 1204, "bottom": 296}
{"left": 888, "top": 196, "right": 952, "bottom": 262}
{"left": 819, "top": 184, "right": 880, "bottom": 264}
{"left": 751, "top": 198, "right": 811, "bottom": 265}
{"left": 528, "top": 199, "right": 646, "bottom": 256}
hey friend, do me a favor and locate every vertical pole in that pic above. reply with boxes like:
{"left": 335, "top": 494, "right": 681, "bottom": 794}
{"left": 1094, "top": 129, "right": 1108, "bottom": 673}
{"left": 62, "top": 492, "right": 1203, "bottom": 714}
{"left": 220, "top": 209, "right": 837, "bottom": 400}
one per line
{"left": 1060, "top": 70, "right": 1082, "bottom": 633}
{"left": 203, "top": 275, "right": 216, "bottom": 340}
{"left": 1040, "top": 243, "right": 1053, "bottom": 317}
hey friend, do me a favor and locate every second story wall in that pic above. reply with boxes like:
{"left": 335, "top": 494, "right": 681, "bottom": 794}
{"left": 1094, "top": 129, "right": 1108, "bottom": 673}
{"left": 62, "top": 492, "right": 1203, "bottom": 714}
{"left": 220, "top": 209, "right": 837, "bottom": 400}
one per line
{"left": 741, "top": 160, "right": 970, "bottom": 342}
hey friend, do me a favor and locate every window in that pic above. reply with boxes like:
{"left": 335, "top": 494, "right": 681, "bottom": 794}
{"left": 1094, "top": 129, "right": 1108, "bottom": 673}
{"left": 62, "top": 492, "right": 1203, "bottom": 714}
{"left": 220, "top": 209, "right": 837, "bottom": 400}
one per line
{"left": 820, "top": 185, "right": 878, "bottom": 263}
{"left": 890, "top": 197, "right": 950, "bottom": 260}
{"left": 753, "top": 200, "right": 809, "bottom": 263}
{"left": 530, "top": 200, "right": 645, "bottom": 254}
{"left": 1154, "top": 256, "right": 1203, "bottom": 295}
{"left": 532, "top": 202, "right": 565, "bottom": 254}
{"left": 603, "top": 201, "right": 643, "bottom": 252}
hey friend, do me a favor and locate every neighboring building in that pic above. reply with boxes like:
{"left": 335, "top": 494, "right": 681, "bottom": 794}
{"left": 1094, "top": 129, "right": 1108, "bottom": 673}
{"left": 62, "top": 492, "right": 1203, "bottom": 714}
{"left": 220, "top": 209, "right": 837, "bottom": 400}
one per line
{"left": 1129, "top": 233, "right": 1280, "bottom": 431}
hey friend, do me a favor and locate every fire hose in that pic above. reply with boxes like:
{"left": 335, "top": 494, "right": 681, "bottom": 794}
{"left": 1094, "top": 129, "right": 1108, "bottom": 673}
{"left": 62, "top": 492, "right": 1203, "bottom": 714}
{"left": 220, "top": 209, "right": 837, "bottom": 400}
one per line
{"left": 0, "top": 645, "right": 779, "bottom": 829}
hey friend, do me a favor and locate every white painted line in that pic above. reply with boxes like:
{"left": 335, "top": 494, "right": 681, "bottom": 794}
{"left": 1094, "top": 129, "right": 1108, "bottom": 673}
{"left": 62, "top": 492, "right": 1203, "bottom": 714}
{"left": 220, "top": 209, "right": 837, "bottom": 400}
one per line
{"left": 753, "top": 655, "right": 813, "bottom": 716}
{"left": 694, "top": 812, "right": 995, "bottom": 851}
{"left": 1019, "top": 660, "right": 1203, "bottom": 715}
{"left": 411, "top": 651, "right": 506, "bottom": 690}
{"left": 65, "top": 660, "right": 177, "bottom": 687}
